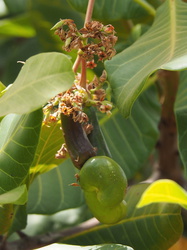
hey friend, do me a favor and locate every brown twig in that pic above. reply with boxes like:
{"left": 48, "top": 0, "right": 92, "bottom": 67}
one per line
{"left": 1, "top": 218, "right": 100, "bottom": 250}
{"left": 148, "top": 70, "right": 186, "bottom": 187}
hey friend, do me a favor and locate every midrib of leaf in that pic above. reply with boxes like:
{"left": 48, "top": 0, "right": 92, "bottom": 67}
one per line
{"left": 3, "top": 72, "right": 69, "bottom": 101}
{"left": 169, "top": 0, "right": 176, "bottom": 61}
{"left": 63, "top": 211, "right": 180, "bottom": 241}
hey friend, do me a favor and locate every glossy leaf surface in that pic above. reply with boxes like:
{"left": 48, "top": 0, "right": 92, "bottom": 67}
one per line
{"left": 105, "top": 0, "right": 187, "bottom": 117}
{"left": 0, "top": 109, "right": 43, "bottom": 194}
{"left": 0, "top": 52, "right": 74, "bottom": 117}
{"left": 137, "top": 179, "right": 187, "bottom": 209}
{"left": 67, "top": 0, "right": 155, "bottom": 21}
{"left": 63, "top": 183, "right": 183, "bottom": 250}
{"left": 27, "top": 159, "right": 84, "bottom": 214}
{"left": 100, "top": 86, "right": 160, "bottom": 179}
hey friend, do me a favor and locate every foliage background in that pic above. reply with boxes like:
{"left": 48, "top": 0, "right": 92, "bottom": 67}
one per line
{"left": 0, "top": 0, "right": 187, "bottom": 249}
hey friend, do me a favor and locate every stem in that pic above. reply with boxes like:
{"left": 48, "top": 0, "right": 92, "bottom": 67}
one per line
{"left": 2, "top": 218, "right": 99, "bottom": 250}
{"left": 72, "top": 55, "right": 81, "bottom": 73}
{"left": 84, "top": 0, "right": 95, "bottom": 25}
{"left": 80, "top": 58, "right": 87, "bottom": 88}
{"left": 72, "top": 0, "right": 95, "bottom": 80}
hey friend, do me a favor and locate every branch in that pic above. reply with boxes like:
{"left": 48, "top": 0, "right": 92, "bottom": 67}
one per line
{"left": 148, "top": 70, "right": 186, "bottom": 187}
{"left": 1, "top": 218, "right": 100, "bottom": 250}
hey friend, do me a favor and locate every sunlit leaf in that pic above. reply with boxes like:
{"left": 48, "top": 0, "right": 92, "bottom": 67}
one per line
{"left": 62, "top": 183, "right": 182, "bottom": 250}
{"left": 0, "top": 185, "right": 27, "bottom": 205}
{"left": 0, "top": 52, "right": 74, "bottom": 117}
{"left": 36, "top": 243, "right": 134, "bottom": 250}
{"left": 0, "top": 109, "right": 43, "bottom": 194}
{"left": 105, "top": 0, "right": 187, "bottom": 117}
{"left": 30, "top": 121, "right": 66, "bottom": 181}
{"left": 137, "top": 179, "right": 187, "bottom": 209}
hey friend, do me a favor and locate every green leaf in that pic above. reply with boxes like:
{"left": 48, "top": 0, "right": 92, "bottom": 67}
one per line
{"left": 0, "top": 14, "right": 36, "bottom": 38}
{"left": 36, "top": 243, "right": 134, "bottom": 250}
{"left": 0, "top": 81, "right": 6, "bottom": 93}
{"left": 105, "top": 0, "right": 187, "bottom": 117}
{"left": 4, "top": 0, "right": 28, "bottom": 14}
{"left": 0, "top": 204, "right": 14, "bottom": 235}
{"left": 63, "top": 183, "right": 183, "bottom": 250}
{"left": 30, "top": 121, "right": 66, "bottom": 181}
{"left": 137, "top": 179, "right": 187, "bottom": 209}
{"left": 67, "top": 0, "right": 155, "bottom": 21}
{"left": 0, "top": 185, "right": 27, "bottom": 205}
{"left": 100, "top": 85, "right": 160, "bottom": 179}
{"left": 0, "top": 109, "right": 43, "bottom": 194}
{"left": 0, "top": 52, "right": 74, "bottom": 117}
{"left": 175, "top": 70, "right": 187, "bottom": 172}
{"left": 8, "top": 205, "right": 27, "bottom": 236}
{"left": 27, "top": 159, "right": 84, "bottom": 214}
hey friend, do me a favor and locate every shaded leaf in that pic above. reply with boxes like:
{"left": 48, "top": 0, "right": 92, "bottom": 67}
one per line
{"left": 105, "top": 0, "right": 187, "bottom": 117}
{"left": 67, "top": 0, "right": 155, "bottom": 21}
{"left": 0, "top": 185, "right": 27, "bottom": 205}
{"left": 27, "top": 159, "right": 84, "bottom": 214}
{"left": 30, "top": 0, "right": 83, "bottom": 52}
{"left": 8, "top": 205, "right": 27, "bottom": 236}
{"left": 63, "top": 183, "right": 183, "bottom": 250}
{"left": 4, "top": 0, "right": 28, "bottom": 14}
{"left": 30, "top": 121, "right": 66, "bottom": 181}
{"left": 175, "top": 70, "right": 187, "bottom": 173}
{"left": 0, "top": 52, "right": 74, "bottom": 117}
{"left": 100, "top": 86, "right": 160, "bottom": 179}
{"left": 0, "top": 109, "right": 43, "bottom": 195}
{"left": 137, "top": 179, "right": 187, "bottom": 209}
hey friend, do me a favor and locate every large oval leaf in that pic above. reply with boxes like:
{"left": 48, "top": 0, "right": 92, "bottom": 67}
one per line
{"left": 62, "top": 183, "right": 183, "bottom": 250}
{"left": 27, "top": 159, "right": 84, "bottom": 214}
{"left": 100, "top": 86, "right": 160, "bottom": 179}
{"left": 0, "top": 109, "right": 43, "bottom": 194}
{"left": 105, "top": 0, "right": 187, "bottom": 117}
{"left": 0, "top": 52, "right": 74, "bottom": 117}
{"left": 67, "top": 0, "right": 155, "bottom": 21}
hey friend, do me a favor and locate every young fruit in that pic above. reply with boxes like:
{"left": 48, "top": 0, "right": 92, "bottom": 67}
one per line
{"left": 79, "top": 156, "right": 127, "bottom": 224}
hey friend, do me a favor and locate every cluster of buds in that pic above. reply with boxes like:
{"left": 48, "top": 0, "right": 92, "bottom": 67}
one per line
{"left": 43, "top": 71, "right": 113, "bottom": 125}
{"left": 51, "top": 19, "right": 117, "bottom": 64}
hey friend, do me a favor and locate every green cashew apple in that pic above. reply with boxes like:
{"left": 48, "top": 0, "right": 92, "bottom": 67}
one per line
{"left": 79, "top": 156, "right": 127, "bottom": 224}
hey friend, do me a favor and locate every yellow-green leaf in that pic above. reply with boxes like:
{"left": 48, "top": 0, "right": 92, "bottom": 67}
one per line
{"left": 137, "top": 179, "right": 187, "bottom": 209}
{"left": 0, "top": 185, "right": 27, "bottom": 205}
